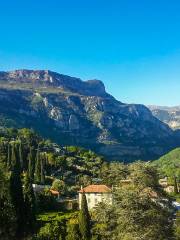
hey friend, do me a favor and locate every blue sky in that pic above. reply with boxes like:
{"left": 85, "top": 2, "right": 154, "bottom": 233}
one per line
{"left": 0, "top": 0, "right": 180, "bottom": 106}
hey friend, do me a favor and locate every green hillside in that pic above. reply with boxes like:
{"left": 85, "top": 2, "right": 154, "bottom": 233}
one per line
{"left": 152, "top": 148, "right": 180, "bottom": 179}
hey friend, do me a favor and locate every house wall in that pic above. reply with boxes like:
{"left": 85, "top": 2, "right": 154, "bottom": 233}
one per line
{"left": 79, "top": 192, "right": 112, "bottom": 210}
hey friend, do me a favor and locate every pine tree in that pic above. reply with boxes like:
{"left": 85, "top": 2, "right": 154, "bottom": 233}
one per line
{"left": 35, "top": 148, "right": 41, "bottom": 184}
{"left": 23, "top": 173, "right": 36, "bottom": 233}
{"left": 28, "top": 147, "right": 35, "bottom": 182}
{"left": 79, "top": 192, "right": 91, "bottom": 240}
{"left": 9, "top": 144, "right": 25, "bottom": 237}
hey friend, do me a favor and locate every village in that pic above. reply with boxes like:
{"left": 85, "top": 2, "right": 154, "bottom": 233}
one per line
{"left": 33, "top": 176, "right": 180, "bottom": 211}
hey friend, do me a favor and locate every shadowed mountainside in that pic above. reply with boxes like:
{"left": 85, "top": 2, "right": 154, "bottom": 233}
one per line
{"left": 0, "top": 69, "right": 179, "bottom": 161}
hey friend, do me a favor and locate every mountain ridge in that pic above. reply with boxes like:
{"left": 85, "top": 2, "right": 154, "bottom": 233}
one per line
{"left": 0, "top": 69, "right": 179, "bottom": 161}
{"left": 0, "top": 69, "right": 111, "bottom": 98}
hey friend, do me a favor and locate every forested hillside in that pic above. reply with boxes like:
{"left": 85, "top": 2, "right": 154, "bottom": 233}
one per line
{"left": 0, "top": 127, "right": 179, "bottom": 239}
{"left": 152, "top": 148, "right": 180, "bottom": 180}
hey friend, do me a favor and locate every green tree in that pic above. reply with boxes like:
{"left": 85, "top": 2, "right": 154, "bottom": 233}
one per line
{"left": 40, "top": 155, "right": 45, "bottom": 185}
{"left": 7, "top": 143, "right": 11, "bottom": 170}
{"left": 9, "top": 144, "right": 25, "bottom": 237}
{"left": 66, "top": 222, "right": 80, "bottom": 240}
{"left": 175, "top": 211, "right": 180, "bottom": 240}
{"left": 174, "top": 176, "right": 179, "bottom": 194}
{"left": 35, "top": 148, "right": 41, "bottom": 184}
{"left": 114, "top": 185, "right": 174, "bottom": 240}
{"left": 129, "top": 161, "right": 159, "bottom": 190}
{"left": 0, "top": 163, "right": 16, "bottom": 240}
{"left": 23, "top": 173, "right": 36, "bottom": 233}
{"left": 18, "top": 140, "right": 24, "bottom": 171}
{"left": 92, "top": 202, "right": 117, "bottom": 240}
{"left": 93, "top": 163, "right": 175, "bottom": 240}
{"left": 36, "top": 221, "right": 65, "bottom": 240}
{"left": 52, "top": 179, "right": 67, "bottom": 195}
{"left": 28, "top": 147, "right": 35, "bottom": 182}
{"left": 100, "top": 162, "right": 128, "bottom": 186}
{"left": 79, "top": 192, "right": 91, "bottom": 240}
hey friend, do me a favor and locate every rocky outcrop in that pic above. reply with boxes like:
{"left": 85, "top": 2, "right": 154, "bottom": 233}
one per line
{"left": 148, "top": 105, "right": 180, "bottom": 129}
{"left": 0, "top": 70, "right": 179, "bottom": 161}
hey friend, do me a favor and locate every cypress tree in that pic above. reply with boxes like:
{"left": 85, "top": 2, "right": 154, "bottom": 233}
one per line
{"left": 174, "top": 176, "right": 179, "bottom": 194}
{"left": 28, "top": 147, "right": 35, "bottom": 182}
{"left": 11, "top": 143, "right": 18, "bottom": 169}
{"left": 7, "top": 143, "right": 11, "bottom": 170}
{"left": 9, "top": 144, "right": 25, "bottom": 237}
{"left": 35, "top": 148, "right": 41, "bottom": 184}
{"left": 40, "top": 155, "right": 45, "bottom": 185}
{"left": 23, "top": 173, "right": 36, "bottom": 233}
{"left": 0, "top": 163, "right": 17, "bottom": 240}
{"left": 18, "top": 141, "right": 24, "bottom": 171}
{"left": 79, "top": 192, "right": 91, "bottom": 240}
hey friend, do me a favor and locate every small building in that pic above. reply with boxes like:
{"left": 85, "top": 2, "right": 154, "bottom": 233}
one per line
{"left": 159, "top": 177, "right": 168, "bottom": 188}
{"left": 78, "top": 184, "right": 112, "bottom": 210}
{"left": 32, "top": 184, "right": 50, "bottom": 193}
{"left": 120, "top": 179, "right": 132, "bottom": 186}
{"left": 159, "top": 177, "right": 175, "bottom": 193}
{"left": 164, "top": 185, "right": 175, "bottom": 193}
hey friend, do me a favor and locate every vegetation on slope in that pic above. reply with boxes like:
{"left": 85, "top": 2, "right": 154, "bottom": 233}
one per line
{"left": 0, "top": 127, "right": 179, "bottom": 240}
{"left": 152, "top": 148, "right": 180, "bottom": 179}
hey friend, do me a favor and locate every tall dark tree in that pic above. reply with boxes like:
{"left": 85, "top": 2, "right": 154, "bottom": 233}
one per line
{"left": 7, "top": 143, "right": 11, "bottom": 170}
{"left": 11, "top": 143, "right": 18, "bottom": 169}
{"left": 23, "top": 173, "right": 36, "bottom": 233}
{"left": 40, "top": 154, "right": 45, "bottom": 185}
{"left": 79, "top": 192, "right": 91, "bottom": 240}
{"left": 28, "top": 147, "right": 35, "bottom": 182}
{"left": 35, "top": 148, "right": 41, "bottom": 184}
{"left": 9, "top": 144, "right": 25, "bottom": 237}
{"left": 18, "top": 140, "right": 24, "bottom": 171}
{"left": 174, "top": 176, "right": 179, "bottom": 194}
{"left": 0, "top": 163, "right": 17, "bottom": 240}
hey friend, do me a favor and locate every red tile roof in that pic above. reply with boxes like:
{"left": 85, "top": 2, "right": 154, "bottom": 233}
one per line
{"left": 79, "top": 185, "right": 112, "bottom": 193}
{"left": 50, "top": 189, "right": 60, "bottom": 195}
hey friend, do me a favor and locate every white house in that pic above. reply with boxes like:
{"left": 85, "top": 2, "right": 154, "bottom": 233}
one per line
{"left": 78, "top": 184, "right": 113, "bottom": 210}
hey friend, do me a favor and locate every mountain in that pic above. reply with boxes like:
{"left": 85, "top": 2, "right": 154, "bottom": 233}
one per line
{"left": 0, "top": 69, "right": 179, "bottom": 161}
{"left": 148, "top": 105, "right": 180, "bottom": 129}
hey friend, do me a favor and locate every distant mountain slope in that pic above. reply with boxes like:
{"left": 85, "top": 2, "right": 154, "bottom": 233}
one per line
{"left": 152, "top": 148, "right": 180, "bottom": 178}
{"left": 0, "top": 69, "right": 179, "bottom": 161}
{"left": 148, "top": 105, "right": 180, "bottom": 129}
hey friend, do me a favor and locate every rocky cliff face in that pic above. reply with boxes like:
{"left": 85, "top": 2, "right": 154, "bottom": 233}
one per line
{"left": 0, "top": 70, "right": 108, "bottom": 97}
{"left": 148, "top": 105, "right": 180, "bottom": 130}
{"left": 0, "top": 69, "right": 179, "bottom": 161}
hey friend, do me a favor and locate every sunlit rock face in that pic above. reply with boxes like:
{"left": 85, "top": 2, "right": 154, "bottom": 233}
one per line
{"left": 0, "top": 69, "right": 179, "bottom": 161}
{"left": 148, "top": 105, "right": 180, "bottom": 130}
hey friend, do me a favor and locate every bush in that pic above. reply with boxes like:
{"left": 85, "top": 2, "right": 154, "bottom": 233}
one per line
{"left": 36, "top": 190, "right": 58, "bottom": 212}
{"left": 34, "top": 221, "right": 66, "bottom": 240}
